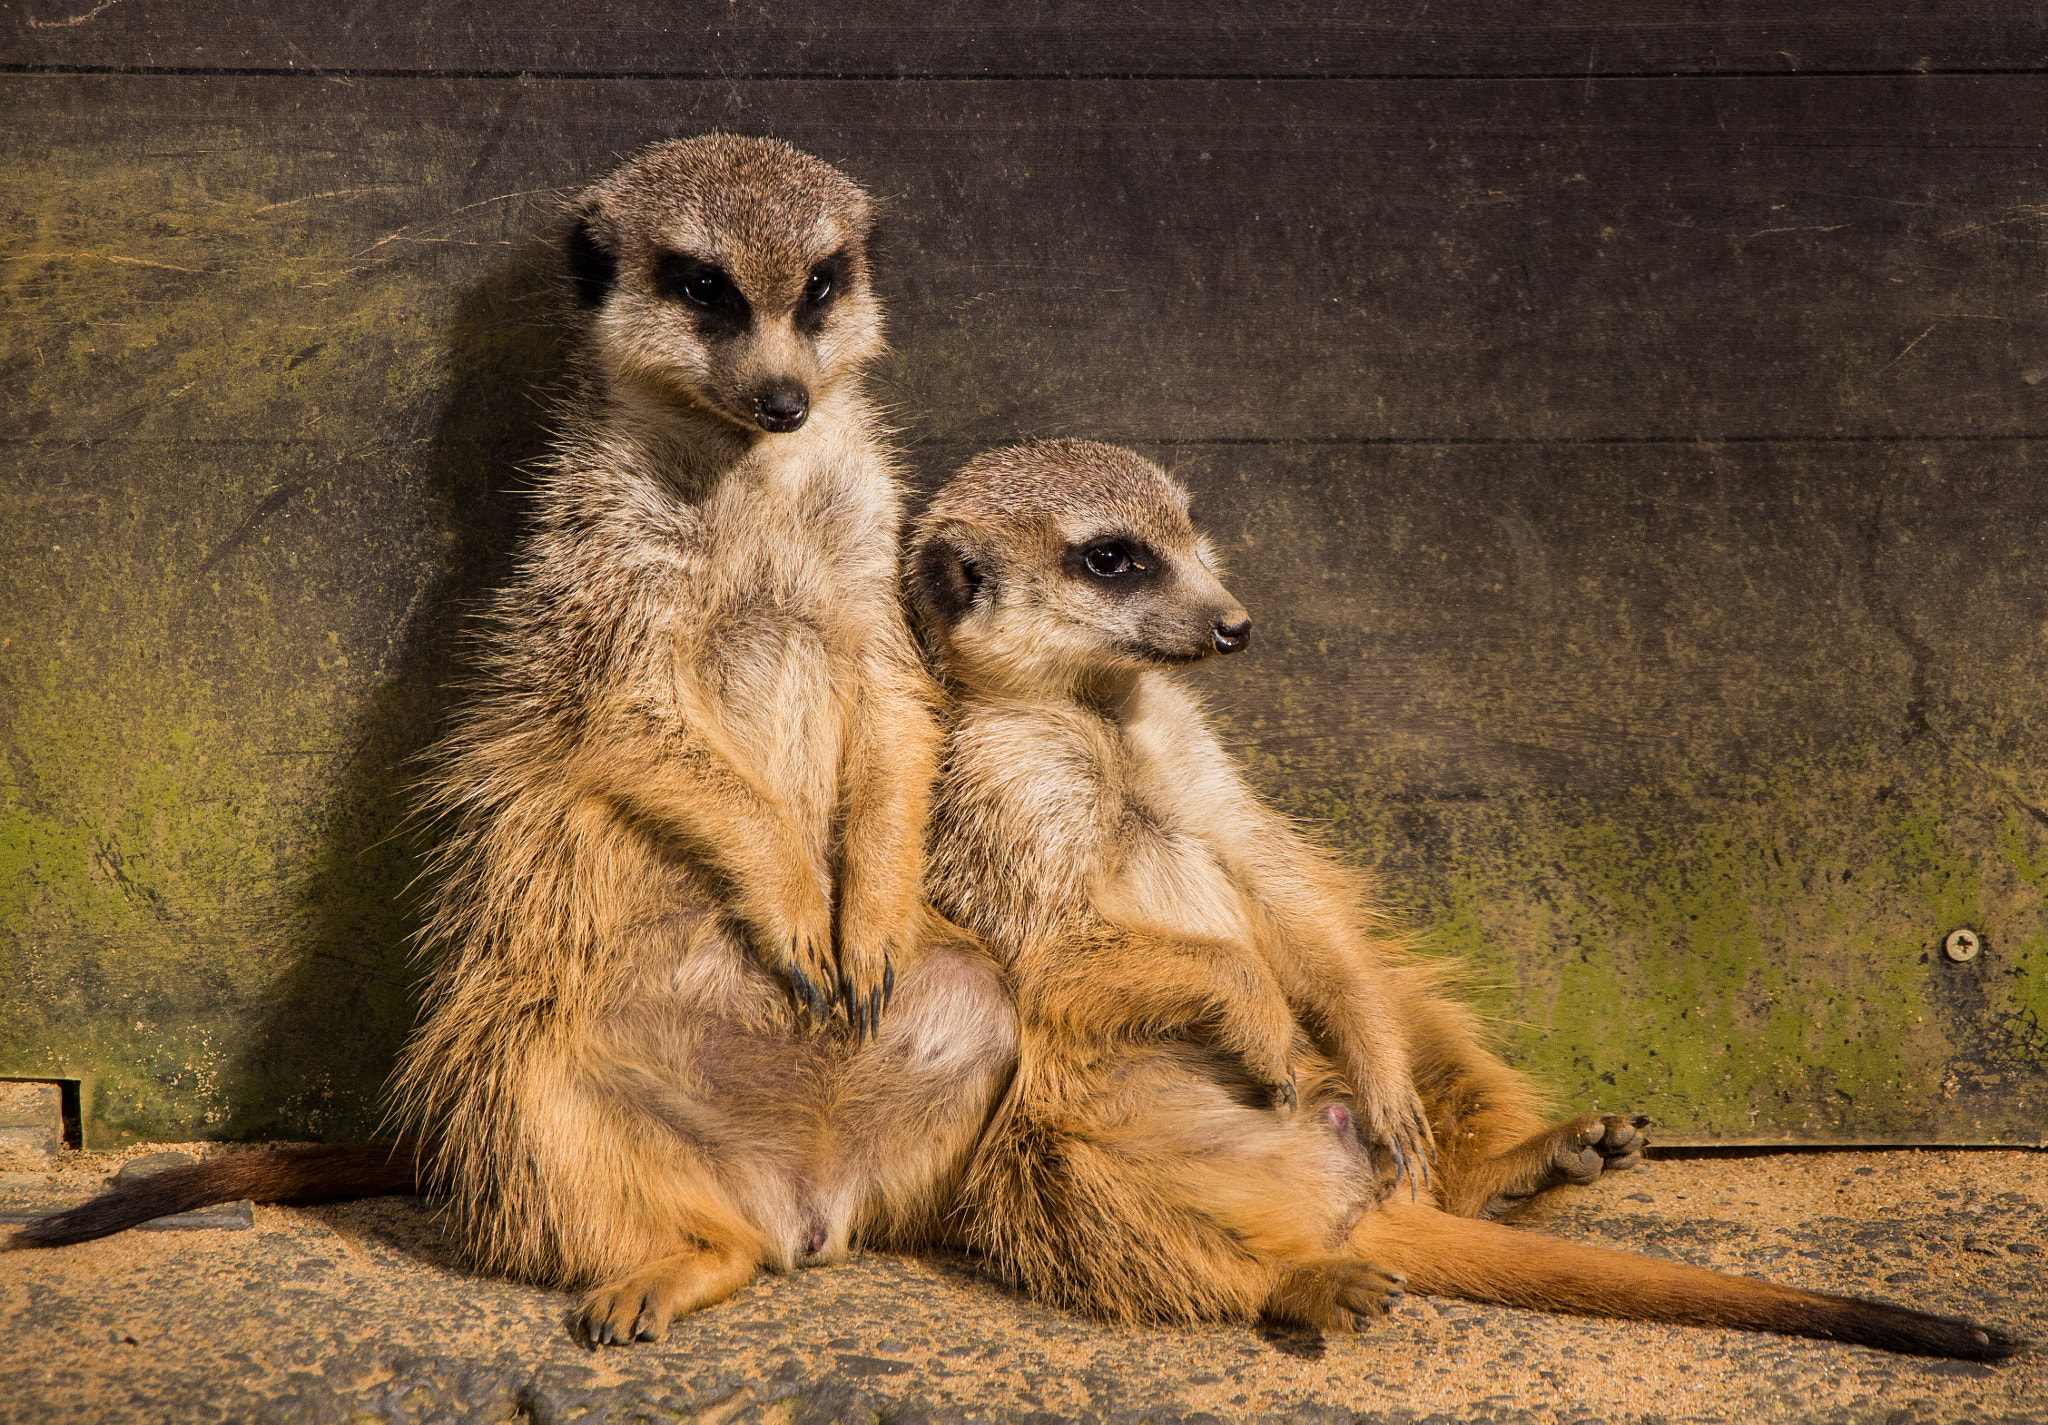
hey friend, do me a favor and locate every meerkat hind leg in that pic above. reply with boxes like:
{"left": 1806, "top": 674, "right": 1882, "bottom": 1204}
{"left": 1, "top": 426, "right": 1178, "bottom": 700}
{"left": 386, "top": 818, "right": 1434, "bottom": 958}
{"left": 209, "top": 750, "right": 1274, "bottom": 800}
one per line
{"left": 580, "top": 1232, "right": 762, "bottom": 1344}
{"left": 810, "top": 936, "right": 1019, "bottom": 1256}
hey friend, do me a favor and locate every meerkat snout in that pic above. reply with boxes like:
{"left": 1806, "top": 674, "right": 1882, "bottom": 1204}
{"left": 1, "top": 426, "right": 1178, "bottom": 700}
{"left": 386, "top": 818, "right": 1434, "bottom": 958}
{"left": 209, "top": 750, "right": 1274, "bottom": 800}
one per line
{"left": 753, "top": 382, "right": 810, "bottom": 432}
{"left": 1212, "top": 615, "right": 1252, "bottom": 654}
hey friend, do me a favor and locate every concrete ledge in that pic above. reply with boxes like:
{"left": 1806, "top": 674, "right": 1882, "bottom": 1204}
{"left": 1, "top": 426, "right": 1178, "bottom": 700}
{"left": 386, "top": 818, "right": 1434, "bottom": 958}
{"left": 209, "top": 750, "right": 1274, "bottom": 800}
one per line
{"left": 0, "top": 1146, "right": 2041, "bottom": 1424}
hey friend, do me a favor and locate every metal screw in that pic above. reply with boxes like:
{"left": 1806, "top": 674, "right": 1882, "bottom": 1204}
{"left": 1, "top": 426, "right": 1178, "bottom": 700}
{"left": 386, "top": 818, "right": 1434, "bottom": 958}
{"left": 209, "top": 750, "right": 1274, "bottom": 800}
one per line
{"left": 1944, "top": 928, "right": 1982, "bottom": 963}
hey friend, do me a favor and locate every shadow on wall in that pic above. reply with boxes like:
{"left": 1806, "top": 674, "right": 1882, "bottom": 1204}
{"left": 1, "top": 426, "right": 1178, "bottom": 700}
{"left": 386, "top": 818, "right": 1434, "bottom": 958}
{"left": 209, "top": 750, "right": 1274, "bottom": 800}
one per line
{"left": 215, "top": 245, "right": 576, "bottom": 1143}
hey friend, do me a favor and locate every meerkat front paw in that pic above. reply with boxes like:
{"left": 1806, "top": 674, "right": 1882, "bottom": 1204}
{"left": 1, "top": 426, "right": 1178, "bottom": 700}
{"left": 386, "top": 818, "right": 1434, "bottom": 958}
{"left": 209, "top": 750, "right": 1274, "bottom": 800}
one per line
{"left": 1359, "top": 1084, "right": 1436, "bottom": 1200}
{"left": 756, "top": 882, "right": 839, "bottom": 1024}
{"left": 833, "top": 898, "right": 911, "bottom": 1041}
{"left": 1215, "top": 973, "right": 1302, "bottom": 1106}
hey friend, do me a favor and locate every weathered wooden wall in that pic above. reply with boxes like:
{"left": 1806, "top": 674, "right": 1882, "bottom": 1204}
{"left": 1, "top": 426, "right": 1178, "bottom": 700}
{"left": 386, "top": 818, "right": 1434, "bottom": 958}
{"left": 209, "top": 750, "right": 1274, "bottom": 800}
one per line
{"left": 3, "top": 4, "right": 2045, "bottom": 1147}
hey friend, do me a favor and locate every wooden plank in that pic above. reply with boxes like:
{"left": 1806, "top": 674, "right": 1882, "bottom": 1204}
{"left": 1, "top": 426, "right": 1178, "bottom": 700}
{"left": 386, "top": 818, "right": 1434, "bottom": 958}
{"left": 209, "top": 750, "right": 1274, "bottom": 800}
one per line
{"left": 1161, "top": 439, "right": 2048, "bottom": 1145}
{"left": 3, "top": 70, "right": 2046, "bottom": 1143}
{"left": 6, "top": 1, "right": 2047, "bottom": 77}
{"left": 6, "top": 74, "right": 2046, "bottom": 453}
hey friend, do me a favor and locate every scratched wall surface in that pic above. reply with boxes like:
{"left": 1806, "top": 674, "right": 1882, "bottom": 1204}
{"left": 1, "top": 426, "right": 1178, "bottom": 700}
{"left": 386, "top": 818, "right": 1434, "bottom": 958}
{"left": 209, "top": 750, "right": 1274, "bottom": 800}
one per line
{"left": 2, "top": 6, "right": 2045, "bottom": 1146}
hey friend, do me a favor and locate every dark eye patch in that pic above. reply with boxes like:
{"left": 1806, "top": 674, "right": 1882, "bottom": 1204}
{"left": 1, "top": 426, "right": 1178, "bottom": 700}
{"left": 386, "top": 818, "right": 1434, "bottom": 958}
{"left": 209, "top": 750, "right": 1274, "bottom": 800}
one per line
{"left": 795, "top": 248, "right": 851, "bottom": 336}
{"left": 1064, "top": 537, "right": 1158, "bottom": 590}
{"left": 652, "top": 252, "right": 751, "bottom": 337}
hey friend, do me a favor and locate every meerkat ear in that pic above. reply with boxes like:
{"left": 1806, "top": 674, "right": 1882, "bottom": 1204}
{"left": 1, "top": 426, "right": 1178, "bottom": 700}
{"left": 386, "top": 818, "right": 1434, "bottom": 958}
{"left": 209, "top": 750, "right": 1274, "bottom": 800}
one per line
{"left": 567, "top": 207, "right": 618, "bottom": 308}
{"left": 915, "top": 529, "right": 995, "bottom": 627}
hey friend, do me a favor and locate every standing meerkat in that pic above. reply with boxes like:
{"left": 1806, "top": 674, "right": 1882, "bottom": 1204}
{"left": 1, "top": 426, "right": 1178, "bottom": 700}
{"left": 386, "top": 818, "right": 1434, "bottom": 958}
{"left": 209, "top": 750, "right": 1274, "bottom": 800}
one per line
{"left": 908, "top": 439, "right": 2020, "bottom": 1359}
{"left": 21, "top": 137, "right": 1017, "bottom": 1348}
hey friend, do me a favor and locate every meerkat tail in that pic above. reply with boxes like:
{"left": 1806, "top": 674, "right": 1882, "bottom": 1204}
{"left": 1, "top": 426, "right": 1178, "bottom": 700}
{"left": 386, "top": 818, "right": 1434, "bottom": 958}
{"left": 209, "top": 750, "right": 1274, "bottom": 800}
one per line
{"left": 13, "top": 1140, "right": 425, "bottom": 1247}
{"left": 1354, "top": 1202, "right": 2023, "bottom": 1361}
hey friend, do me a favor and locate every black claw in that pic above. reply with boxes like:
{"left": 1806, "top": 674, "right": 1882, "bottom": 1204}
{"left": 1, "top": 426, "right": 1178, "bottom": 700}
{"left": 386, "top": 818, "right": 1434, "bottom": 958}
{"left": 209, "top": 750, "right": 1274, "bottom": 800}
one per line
{"left": 883, "top": 959, "right": 895, "bottom": 1009}
{"left": 870, "top": 987, "right": 883, "bottom": 1032}
{"left": 1388, "top": 1138, "right": 1407, "bottom": 1188}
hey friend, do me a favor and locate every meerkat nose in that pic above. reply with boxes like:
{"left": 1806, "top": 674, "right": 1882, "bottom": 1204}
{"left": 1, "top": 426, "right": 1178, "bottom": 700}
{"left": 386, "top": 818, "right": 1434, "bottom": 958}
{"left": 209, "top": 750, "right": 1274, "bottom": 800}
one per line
{"left": 754, "top": 384, "right": 810, "bottom": 432}
{"left": 1211, "top": 616, "right": 1253, "bottom": 654}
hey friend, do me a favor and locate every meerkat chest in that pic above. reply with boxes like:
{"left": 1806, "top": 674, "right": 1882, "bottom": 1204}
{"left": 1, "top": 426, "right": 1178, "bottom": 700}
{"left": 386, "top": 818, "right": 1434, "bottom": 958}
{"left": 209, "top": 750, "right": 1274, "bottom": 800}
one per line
{"left": 1095, "top": 733, "right": 1258, "bottom": 950}
{"left": 684, "top": 444, "right": 900, "bottom": 824}
{"left": 698, "top": 444, "right": 899, "bottom": 638}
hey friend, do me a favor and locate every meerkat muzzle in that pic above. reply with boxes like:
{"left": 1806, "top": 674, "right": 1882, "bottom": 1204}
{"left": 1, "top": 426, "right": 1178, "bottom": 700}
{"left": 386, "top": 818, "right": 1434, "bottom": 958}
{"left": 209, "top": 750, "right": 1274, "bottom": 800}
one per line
{"left": 754, "top": 384, "right": 810, "bottom": 432}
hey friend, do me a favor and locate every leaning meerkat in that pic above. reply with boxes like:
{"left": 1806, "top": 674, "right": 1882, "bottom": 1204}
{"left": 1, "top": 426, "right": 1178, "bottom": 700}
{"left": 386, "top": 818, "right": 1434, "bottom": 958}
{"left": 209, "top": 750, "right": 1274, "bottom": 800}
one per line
{"left": 908, "top": 439, "right": 2019, "bottom": 1360}
{"left": 21, "top": 136, "right": 1017, "bottom": 1347}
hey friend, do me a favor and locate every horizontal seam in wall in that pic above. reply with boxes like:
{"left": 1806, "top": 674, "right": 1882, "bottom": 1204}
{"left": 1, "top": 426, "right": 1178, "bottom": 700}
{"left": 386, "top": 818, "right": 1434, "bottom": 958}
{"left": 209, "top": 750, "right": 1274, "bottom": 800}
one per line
{"left": 905, "top": 434, "right": 2048, "bottom": 448}
{"left": 2, "top": 65, "right": 2046, "bottom": 82}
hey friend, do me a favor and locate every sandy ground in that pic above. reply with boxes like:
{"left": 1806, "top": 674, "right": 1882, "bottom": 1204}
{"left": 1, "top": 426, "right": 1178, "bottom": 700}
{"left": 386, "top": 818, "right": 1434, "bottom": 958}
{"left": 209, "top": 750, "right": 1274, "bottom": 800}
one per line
{"left": 0, "top": 1145, "right": 2041, "bottom": 1425}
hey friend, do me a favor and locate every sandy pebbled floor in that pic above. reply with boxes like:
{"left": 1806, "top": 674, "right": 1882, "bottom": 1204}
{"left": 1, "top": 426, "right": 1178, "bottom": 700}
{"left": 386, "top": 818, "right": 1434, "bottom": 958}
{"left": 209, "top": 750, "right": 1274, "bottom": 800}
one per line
{"left": 1, "top": 1144, "right": 2042, "bottom": 1424}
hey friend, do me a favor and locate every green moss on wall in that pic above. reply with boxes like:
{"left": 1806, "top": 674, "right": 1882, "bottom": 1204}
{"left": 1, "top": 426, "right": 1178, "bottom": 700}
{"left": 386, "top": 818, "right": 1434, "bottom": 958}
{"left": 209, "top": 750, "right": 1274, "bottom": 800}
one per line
{"left": 1, "top": 112, "right": 559, "bottom": 1144}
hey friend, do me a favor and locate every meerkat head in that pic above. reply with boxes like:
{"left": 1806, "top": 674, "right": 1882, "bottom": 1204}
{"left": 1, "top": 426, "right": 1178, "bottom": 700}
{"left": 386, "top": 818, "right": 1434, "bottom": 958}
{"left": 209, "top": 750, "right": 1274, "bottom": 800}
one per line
{"left": 566, "top": 134, "right": 884, "bottom": 434}
{"left": 909, "top": 441, "right": 1253, "bottom": 698}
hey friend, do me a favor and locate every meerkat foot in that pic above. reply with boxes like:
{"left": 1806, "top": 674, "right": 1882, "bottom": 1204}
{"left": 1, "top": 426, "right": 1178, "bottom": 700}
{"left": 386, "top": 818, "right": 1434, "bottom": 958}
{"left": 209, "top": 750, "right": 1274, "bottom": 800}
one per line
{"left": 1547, "top": 1111, "right": 1649, "bottom": 1184}
{"left": 1215, "top": 976, "right": 1302, "bottom": 1105}
{"left": 1473, "top": 1111, "right": 1652, "bottom": 1218}
{"left": 577, "top": 1244, "right": 758, "bottom": 1346}
{"left": 1264, "top": 1260, "right": 1408, "bottom": 1332}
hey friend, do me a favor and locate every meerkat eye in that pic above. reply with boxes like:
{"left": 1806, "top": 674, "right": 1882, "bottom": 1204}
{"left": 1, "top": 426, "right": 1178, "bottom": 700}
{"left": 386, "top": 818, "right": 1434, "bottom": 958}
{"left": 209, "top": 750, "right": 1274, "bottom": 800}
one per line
{"left": 1084, "top": 543, "right": 1134, "bottom": 578}
{"left": 653, "top": 253, "right": 739, "bottom": 311}
{"left": 796, "top": 252, "right": 850, "bottom": 335}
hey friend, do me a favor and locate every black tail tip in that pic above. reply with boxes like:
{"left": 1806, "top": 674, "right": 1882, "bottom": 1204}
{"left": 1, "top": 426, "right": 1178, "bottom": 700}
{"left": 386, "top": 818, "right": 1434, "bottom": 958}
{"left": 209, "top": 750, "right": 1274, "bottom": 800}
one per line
{"left": 9, "top": 1198, "right": 147, "bottom": 1248}
{"left": 1966, "top": 1325, "right": 2029, "bottom": 1362}
{"left": 10, "top": 1214, "right": 88, "bottom": 1247}
{"left": 1897, "top": 1316, "right": 2029, "bottom": 1362}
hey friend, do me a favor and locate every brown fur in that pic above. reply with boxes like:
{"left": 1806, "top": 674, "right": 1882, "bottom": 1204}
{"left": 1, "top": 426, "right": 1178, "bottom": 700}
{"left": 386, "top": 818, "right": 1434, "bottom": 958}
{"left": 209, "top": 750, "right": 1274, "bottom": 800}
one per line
{"left": 908, "top": 440, "right": 2021, "bottom": 1361}
{"left": 391, "top": 136, "right": 1016, "bottom": 1343}
{"left": 16, "top": 138, "right": 1019, "bottom": 1347}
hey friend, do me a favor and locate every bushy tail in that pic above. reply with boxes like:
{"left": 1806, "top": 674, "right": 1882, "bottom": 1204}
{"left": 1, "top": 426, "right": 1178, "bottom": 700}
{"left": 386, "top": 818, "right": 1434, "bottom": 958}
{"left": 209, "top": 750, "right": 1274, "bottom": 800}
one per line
{"left": 12, "top": 1140, "right": 424, "bottom": 1247}
{"left": 1357, "top": 1201, "right": 2025, "bottom": 1362}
